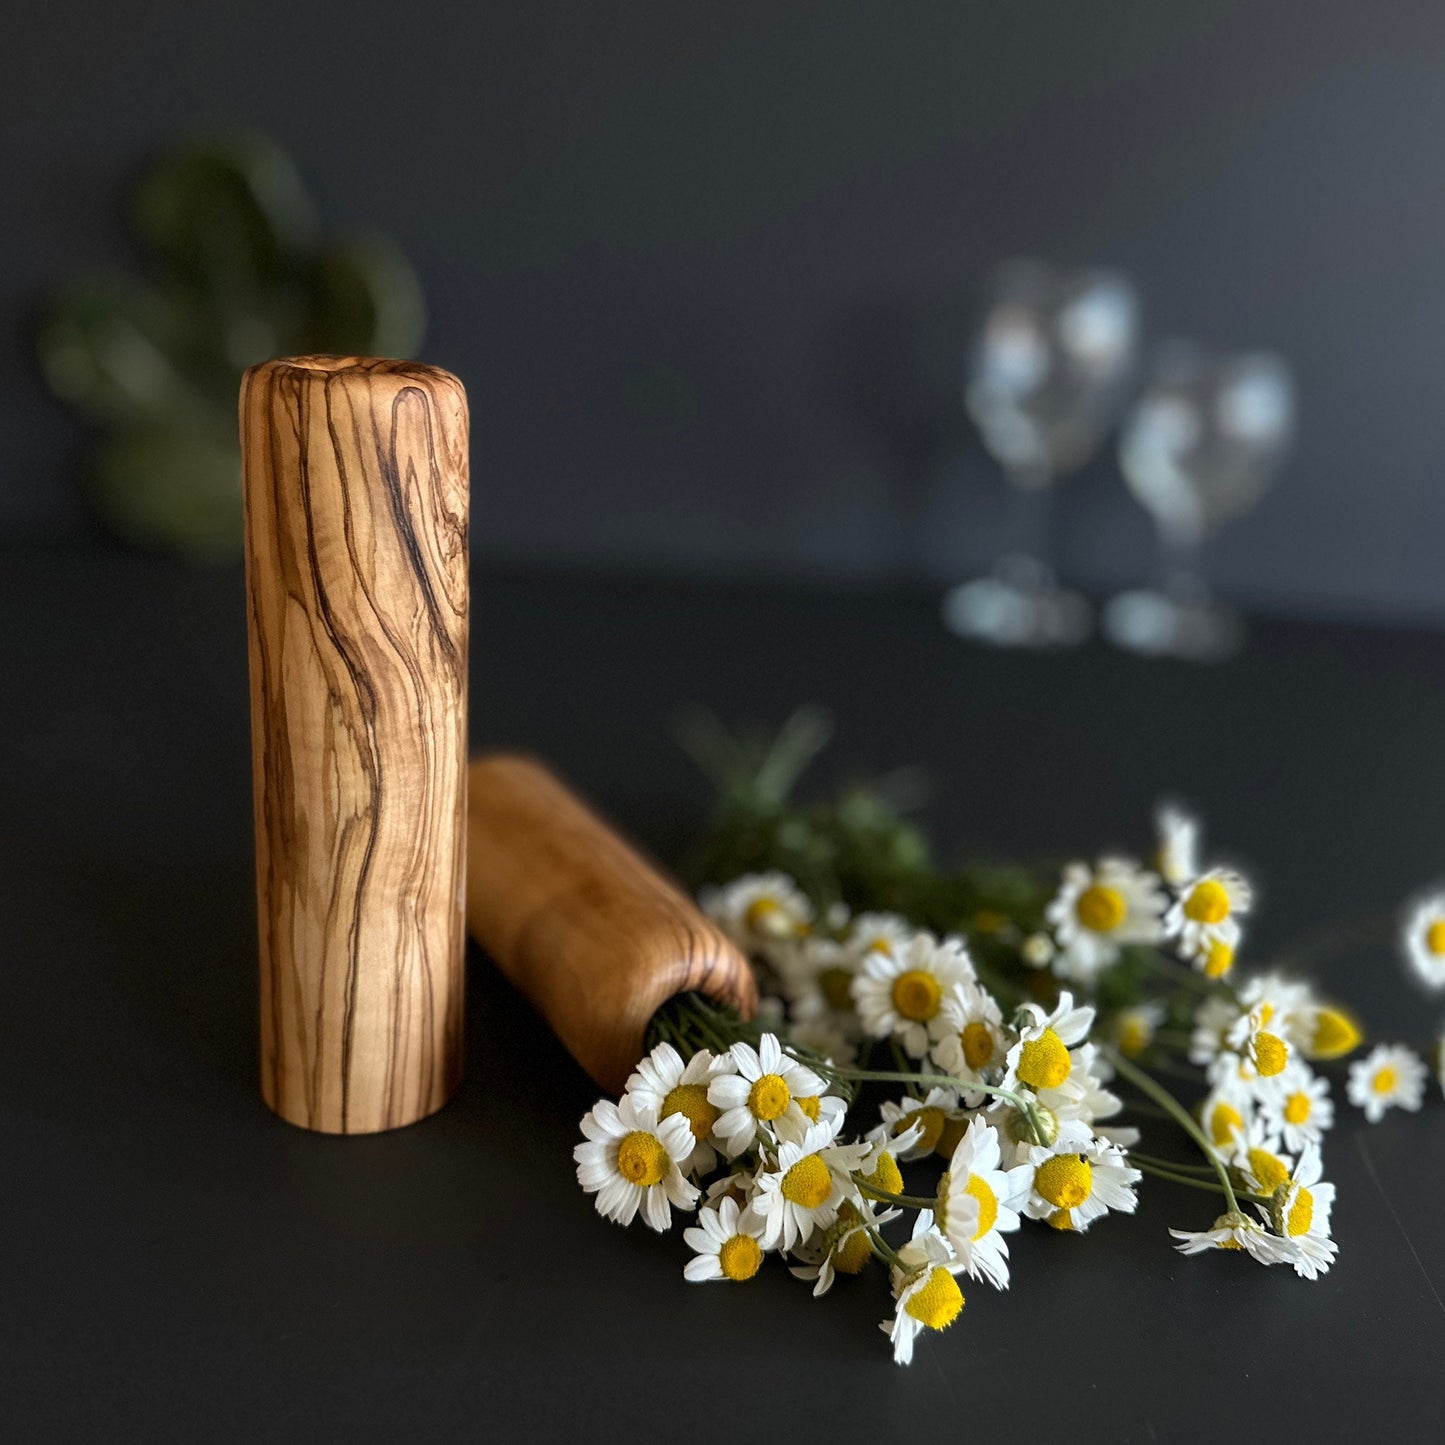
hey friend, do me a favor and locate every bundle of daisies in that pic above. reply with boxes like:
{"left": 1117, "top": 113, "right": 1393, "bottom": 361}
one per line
{"left": 572, "top": 713, "right": 1444, "bottom": 1365}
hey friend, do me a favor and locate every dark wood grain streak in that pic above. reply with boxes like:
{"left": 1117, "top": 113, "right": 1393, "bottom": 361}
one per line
{"left": 241, "top": 355, "right": 468, "bottom": 1134}
{"left": 464, "top": 754, "right": 757, "bottom": 1094}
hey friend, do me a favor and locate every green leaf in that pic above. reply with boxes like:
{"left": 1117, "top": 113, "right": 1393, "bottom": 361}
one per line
{"left": 306, "top": 233, "right": 426, "bottom": 359}
{"left": 87, "top": 427, "right": 242, "bottom": 561}
{"left": 129, "top": 134, "right": 317, "bottom": 296}
{"left": 36, "top": 277, "right": 207, "bottom": 429}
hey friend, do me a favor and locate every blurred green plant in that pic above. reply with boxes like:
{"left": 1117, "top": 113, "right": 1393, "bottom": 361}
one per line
{"left": 36, "top": 133, "right": 426, "bottom": 560}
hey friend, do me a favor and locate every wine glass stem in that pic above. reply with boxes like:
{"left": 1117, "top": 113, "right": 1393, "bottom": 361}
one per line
{"left": 1160, "top": 522, "right": 1207, "bottom": 605}
{"left": 1009, "top": 470, "right": 1057, "bottom": 585}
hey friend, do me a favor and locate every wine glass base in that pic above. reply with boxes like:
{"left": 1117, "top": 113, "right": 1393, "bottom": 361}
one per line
{"left": 942, "top": 562, "right": 1092, "bottom": 649}
{"left": 1101, "top": 589, "right": 1243, "bottom": 662}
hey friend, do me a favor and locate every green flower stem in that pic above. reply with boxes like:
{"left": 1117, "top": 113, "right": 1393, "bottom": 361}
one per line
{"left": 1136, "top": 948, "right": 1215, "bottom": 995}
{"left": 1131, "top": 1160, "right": 1234, "bottom": 1197}
{"left": 1104, "top": 1046, "right": 1241, "bottom": 1215}
{"left": 852, "top": 1178, "right": 936, "bottom": 1210}
{"left": 1126, "top": 1151, "right": 1215, "bottom": 1175}
{"left": 868, "top": 1228, "right": 908, "bottom": 1273}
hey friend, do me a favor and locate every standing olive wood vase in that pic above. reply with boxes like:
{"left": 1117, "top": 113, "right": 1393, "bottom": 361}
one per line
{"left": 241, "top": 356, "right": 469, "bottom": 1134}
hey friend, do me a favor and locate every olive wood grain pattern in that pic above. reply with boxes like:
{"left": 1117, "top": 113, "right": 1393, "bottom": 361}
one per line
{"left": 241, "top": 355, "right": 468, "bottom": 1134}
{"left": 465, "top": 754, "right": 757, "bottom": 1094}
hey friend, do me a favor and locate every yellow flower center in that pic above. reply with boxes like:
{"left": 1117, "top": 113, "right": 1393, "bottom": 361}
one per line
{"left": 1203, "top": 941, "right": 1235, "bottom": 979}
{"left": 1118, "top": 1014, "right": 1152, "bottom": 1059}
{"left": 961, "top": 1022, "right": 995, "bottom": 1072}
{"left": 937, "top": 1115, "right": 968, "bottom": 1158}
{"left": 964, "top": 1174, "right": 999, "bottom": 1239}
{"left": 972, "top": 910, "right": 1010, "bottom": 935}
{"left": 1047, "top": 1209, "right": 1074, "bottom": 1231}
{"left": 661, "top": 1083, "right": 719, "bottom": 1141}
{"left": 1286, "top": 1186, "right": 1314, "bottom": 1238}
{"left": 1208, "top": 1100, "right": 1243, "bottom": 1146}
{"left": 1248, "top": 1148, "right": 1289, "bottom": 1193}
{"left": 903, "top": 1267, "right": 964, "bottom": 1331}
{"left": 1307, "top": 1008, "right": 1361, "bottom": 1060}
{"left": 748, "top": 1073, "right": 792, "bottom": 1121}
{"left": 718, "top": 1234, "right": 763, "bottom": 1281}
{"left": 1284, "top": 1091, "right": 1312, "bottom": 1126}
{"left": 895, "top": 1107, "right": 945, "bottom": 1155}
{"left": 780, "top": 1153, "right": 833, "bottom": 1209}
{"left": 891, "top": 969, "right": 943, "bottom": 1022}
{"left": 833, "top": 1229, "right": 872, "bottom": 1274}
{"left": 831, "top": 1204, "right": 872, "bottom": 1274}
{"left": 1428, "top": 920, "right": 1445, "bottom": 956}
{"left": 797, "top": 1094, "right": 822, "bottom": 1123}
{"left": 1076, "top": 884, "right": 1127, "bottom": 933}
{"left": 745, "top": 895, "right": 783, "bottom": 932}
{"left": 1017, "top": 1027, "right": 1071, "bottom": 1090}
{"left": 1372, "top": 1065, "right": 1398, "bottom": 1096}
{"left": 1184, "top": 879, "right": 1231, "bottom": 924}
{"left": 862, "top": 1150, "right": 904, "bottom": 1197}
{"left": 866, "top": 935, "right": 894, "bottom": 954}
{"left": 616, "top": 1131, "right": 668, "bottom": 1187}
{"left": 818, "top": 966, "right": 855, "bottom": 1010}
{"left": 1253, "top": 1031, "right": 1288, "bottom": 1077}
{"left": 1035, "top": 1154, "right": 1093, "bottom": 1209}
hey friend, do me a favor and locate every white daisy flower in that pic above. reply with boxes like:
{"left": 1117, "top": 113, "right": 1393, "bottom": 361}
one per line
{"left": 1049, "top": 1042, "right": 1125, "bottom": 1129}
{"left": 1111, "top": 1001, "right": 1166, "bottom": 1060}
{"left": 707, "top": 1033, "right": 827, "bottom": 1157}
{"left": 1347, "top": 1042, "right": 1427, "bottom": 1122}
{"left": 1262, "top": 1141, "right": 1337, "bottom": 1280}
{"left": 1019, "top": 1120, "right": 1141, "bottom": 1232}
{"left": 882, "top": 1218, "right": 965, "bottom": 1365}
{"left": 1402, "top": 891, "right": 1445, "bottom": 989}
{"left": 700, "top": 871, "right": 814, "bottom": 953}
{"left": 777, "top": 935, "right": 862, "bottom": 1034}
{"left": 1228, "top": 1119, "right": 1293, "bottom": 1197}
{"left": 624, "top": 1042, "right": 728, "bottom": 1176}
{"left": 930, "top": 978, "right": 1008, "bottom": 1104}
{"left": 750, "top": 1118, "right": 870, "bottom": 1251}
{"left": 1001, "top": 991, "right": 1096, "bottom": 1112}
{"left": 789, "top": 1197, "right": 900, "bottom": 1296}
{"left": 1239, "top": 973, "right": 1316, "bottom": 1049}
{"left": 878, "top": 1087, "right": 964, "bottom": 1161}
{"left": 845, "top": 911, "right": 915, "bottom": 961}
{"left": 1225, "top": 996, "right": 1293, "bottom": 1082}
{"left": 1155, "top": 803, "right": 1200, "bottom": 888}
{"left": 1197, "top": 1077, "right": 1254, "bottom": 1152}
{"left": 574, "top": 1094, "right": 700, "bottom": 1231}
{"left": 1019, "top": 931, "right": 1056, "bottom": 969}
{"left": 682, "top": 1197, "right": 770, "bottom": 1283}
{"left": 1170, "top": 1212, "right": 1292, "bottom": 1266}
{"left": 935, "top": 1118, "right": 1031, "bottom": 1289}
{"left": 851, "top": 931, "right": 975, "bottom": 1058}
{"left": 1189, "top": 995, "right": 1242, "bottom": 1067}
{"left": 1259, "top": 1065, "right": 1334, "bottom": 1154}
{"left": 1046, "top": 858, "right": 1166, "bottom": 982}
{"left": 1297, "top": 1003, "right": 1363, "bottom": 1062}
{"left": 1166, "top": 867, "right": 1253, "bottom": 969}
{"left": 704, "top": 1167, "right": 758, "bottom": 1209}
{"left": 857, "top": 1122, "right": 921, "bottom": 1189}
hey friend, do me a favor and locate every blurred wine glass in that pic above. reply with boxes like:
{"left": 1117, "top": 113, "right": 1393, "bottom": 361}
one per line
{"left": 1104, "top": 342, "right": 1295, "bottom": 660}
{"left": 943, "top": 260, "right": 1140, "bottom": 647}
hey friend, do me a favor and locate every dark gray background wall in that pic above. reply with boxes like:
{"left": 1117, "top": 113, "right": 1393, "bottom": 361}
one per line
{"left": 6, "top": 2, "right": 1445, "bottom": 620}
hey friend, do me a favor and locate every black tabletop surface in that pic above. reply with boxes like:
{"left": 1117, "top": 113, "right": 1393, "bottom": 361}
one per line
{"left": 3, "top": 543, "right": 1443, "bottom": 1442}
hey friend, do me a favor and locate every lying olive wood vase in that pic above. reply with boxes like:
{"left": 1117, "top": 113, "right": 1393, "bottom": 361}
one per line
{"left": 465, "top": 754, "right": 757, "bottom": 1094}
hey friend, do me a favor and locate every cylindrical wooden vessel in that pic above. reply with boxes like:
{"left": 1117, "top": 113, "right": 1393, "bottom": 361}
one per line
{"left": 241, "top": 356, "right": 469, "bottom": 1133}
{"left": 465, "top": 754, "right": 757, "bottom": 1094}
